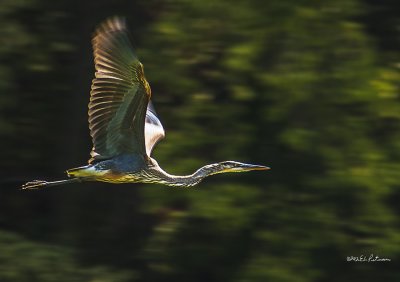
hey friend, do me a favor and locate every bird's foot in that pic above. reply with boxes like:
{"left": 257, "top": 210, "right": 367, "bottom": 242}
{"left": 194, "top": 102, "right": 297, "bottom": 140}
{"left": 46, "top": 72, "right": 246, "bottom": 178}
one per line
{"left": 21, "top": 180, "right": 48, "bottom": 190}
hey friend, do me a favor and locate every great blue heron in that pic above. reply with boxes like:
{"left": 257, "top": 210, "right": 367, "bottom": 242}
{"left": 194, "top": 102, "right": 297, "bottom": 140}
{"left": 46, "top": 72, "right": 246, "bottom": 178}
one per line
{"left": 22, "top": 17, "right": 269, "bottom": 190}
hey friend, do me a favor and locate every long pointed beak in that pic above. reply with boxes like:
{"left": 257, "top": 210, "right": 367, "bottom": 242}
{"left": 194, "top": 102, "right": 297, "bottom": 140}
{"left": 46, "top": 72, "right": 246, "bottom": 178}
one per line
{"left": 218, "top": 163, "right": 270, "bottom": 174}
{"left": 246, "top": 164, "right": 270, "bottom": 171}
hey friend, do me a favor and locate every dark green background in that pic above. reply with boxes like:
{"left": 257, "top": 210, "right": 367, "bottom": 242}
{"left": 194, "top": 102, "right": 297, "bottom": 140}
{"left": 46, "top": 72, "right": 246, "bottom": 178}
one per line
{"left": 0, "top": 0, "right": 399, "bottom": 281}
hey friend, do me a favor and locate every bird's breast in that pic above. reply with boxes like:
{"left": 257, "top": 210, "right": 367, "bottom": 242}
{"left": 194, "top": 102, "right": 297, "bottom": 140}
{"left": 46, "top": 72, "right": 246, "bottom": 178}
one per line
{"left": 87, "top": 163, "right": 143, "bottom": 183}
{"left": 98, "top": 170, "right": 142, "bottom": 183}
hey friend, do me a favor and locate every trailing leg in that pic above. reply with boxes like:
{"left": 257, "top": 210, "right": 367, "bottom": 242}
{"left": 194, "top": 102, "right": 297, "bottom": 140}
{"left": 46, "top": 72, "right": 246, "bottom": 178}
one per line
{"left": 22, "top": 178, "right": 81, "bottom": 190}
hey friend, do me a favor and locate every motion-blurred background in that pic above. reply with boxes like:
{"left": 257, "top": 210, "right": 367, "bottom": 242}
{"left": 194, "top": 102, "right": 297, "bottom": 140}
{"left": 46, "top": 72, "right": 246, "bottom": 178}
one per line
{"left": 0, "top": 0, "right": 399, "bottom": 281}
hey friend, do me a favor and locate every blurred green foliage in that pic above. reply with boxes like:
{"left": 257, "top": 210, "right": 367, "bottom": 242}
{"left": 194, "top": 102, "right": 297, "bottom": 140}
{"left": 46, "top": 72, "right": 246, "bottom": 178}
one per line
{"left": 0, "top": 232, "right": 135, "bottom": 282}
{"left": 0, "top": 230, "right": 136, "bottom": 282}
{"left": 0, "top": 0, "right": 399, "bottom": 281}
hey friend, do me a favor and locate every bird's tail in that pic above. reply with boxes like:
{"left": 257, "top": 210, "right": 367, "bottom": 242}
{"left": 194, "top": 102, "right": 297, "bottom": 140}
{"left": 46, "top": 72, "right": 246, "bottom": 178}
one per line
{"left": 66, "top": 165, "right": 93, "bottom": 178}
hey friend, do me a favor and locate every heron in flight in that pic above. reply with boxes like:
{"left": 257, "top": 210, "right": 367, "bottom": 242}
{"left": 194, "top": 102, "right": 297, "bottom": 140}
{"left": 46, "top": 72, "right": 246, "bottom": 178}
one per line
{"left": 22, "top": 17, "right": 269, "bottom": 190}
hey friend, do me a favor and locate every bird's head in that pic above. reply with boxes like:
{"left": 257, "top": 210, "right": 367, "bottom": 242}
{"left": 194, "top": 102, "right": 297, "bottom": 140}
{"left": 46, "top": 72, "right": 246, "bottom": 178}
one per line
{"left": 204, "top": 161, "right": 270, "bottom": 176}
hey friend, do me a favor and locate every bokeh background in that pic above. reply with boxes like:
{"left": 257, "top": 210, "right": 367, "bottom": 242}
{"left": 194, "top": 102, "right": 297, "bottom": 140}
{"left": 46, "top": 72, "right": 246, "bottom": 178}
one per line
{"left": 1, "top": 0, "right": 399, "bottom": 281}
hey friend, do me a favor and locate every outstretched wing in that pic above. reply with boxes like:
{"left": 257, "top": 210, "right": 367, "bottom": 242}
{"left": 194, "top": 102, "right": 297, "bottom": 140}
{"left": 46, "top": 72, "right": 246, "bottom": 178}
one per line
{"left": 145, "top": 102, "right": 165, "bottom": 156}
{"left": 88, "top": 17, "right": 151, "bottom": 164}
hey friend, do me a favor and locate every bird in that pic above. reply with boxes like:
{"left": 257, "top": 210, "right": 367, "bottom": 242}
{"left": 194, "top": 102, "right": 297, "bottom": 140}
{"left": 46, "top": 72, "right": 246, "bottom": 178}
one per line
{"left": 22, "top": 17, "right": 269, "bottom": 190}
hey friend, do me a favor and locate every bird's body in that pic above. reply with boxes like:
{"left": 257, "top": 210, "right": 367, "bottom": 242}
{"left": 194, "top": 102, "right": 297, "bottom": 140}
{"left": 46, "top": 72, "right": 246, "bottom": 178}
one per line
{"left": 22, "top": 17, "right": 269, "bottom": 190}
{"left": 67, "top": 154, "right": 149, "bottom": 184}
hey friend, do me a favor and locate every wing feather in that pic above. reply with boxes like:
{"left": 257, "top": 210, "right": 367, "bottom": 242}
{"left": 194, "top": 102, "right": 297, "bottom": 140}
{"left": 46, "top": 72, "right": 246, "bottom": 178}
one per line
{"left": 144, "top": 102, "right": 165, "bottom": 156}
{"left": 88, "top": 17, "right": 150, "bottom": 164}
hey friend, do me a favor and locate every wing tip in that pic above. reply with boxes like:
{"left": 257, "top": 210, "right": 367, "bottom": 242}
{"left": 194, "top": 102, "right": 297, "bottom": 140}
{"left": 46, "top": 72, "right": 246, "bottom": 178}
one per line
{"left": 93, "top": 16, "right": 127, "bottom": 38}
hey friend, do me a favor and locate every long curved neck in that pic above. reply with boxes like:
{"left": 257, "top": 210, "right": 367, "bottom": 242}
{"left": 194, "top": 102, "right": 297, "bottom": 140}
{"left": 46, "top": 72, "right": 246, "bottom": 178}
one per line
{"left": 146, "top": 163, "right": 222, "bottom": 187}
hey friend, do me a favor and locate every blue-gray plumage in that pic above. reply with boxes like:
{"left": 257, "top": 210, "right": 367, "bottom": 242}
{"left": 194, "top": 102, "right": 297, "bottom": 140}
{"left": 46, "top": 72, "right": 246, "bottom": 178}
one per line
{"left": 22, "top": 17, "right": 269, "bottom": 190}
